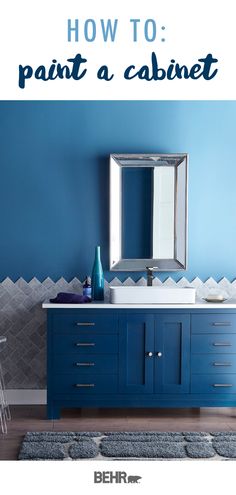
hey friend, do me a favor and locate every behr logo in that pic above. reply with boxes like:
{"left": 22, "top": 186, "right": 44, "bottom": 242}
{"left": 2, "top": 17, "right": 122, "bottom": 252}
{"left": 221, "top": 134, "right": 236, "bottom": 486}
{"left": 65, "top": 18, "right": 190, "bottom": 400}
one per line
{"left": 94, "top": 471, "right": 142, "bottom": 484}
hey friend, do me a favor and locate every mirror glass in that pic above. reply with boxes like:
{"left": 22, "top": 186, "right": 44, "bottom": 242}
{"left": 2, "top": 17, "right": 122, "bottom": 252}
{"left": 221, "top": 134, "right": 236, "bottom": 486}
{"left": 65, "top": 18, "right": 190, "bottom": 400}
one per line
{"left": 110, "top": 154, "right": 188, "bottom": 271}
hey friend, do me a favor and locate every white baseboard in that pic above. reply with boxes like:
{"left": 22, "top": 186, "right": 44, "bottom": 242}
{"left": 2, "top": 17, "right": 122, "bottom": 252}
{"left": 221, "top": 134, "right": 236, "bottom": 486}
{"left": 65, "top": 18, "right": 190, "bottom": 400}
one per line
{"left": 5, "top": 389, "right": 46, "bottom": 405}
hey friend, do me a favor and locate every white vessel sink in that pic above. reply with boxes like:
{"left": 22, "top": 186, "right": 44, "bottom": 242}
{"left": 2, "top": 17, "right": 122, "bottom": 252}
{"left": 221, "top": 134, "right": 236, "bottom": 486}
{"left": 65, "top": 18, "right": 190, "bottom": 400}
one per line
{"left": 110, "top": 286, "right": 196, "bottom": 304}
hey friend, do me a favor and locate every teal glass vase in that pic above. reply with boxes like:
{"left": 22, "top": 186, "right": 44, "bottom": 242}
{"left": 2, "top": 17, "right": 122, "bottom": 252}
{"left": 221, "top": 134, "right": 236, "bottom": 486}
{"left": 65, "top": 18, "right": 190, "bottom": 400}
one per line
{"left": 91, "top": 246, "right": 104, "bottom": 301}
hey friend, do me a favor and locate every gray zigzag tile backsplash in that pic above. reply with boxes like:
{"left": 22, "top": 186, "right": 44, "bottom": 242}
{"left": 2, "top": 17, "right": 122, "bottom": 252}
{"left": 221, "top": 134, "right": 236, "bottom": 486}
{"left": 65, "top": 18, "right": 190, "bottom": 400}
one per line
{"left": 1, "top": 276, "right": 236, "bottom": 389}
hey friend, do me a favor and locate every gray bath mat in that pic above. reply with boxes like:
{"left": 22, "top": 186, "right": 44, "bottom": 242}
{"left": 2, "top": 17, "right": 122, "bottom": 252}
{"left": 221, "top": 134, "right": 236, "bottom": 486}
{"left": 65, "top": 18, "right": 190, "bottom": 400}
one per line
{"left": 18, "top": 431, "right": 236, "bottom": 461}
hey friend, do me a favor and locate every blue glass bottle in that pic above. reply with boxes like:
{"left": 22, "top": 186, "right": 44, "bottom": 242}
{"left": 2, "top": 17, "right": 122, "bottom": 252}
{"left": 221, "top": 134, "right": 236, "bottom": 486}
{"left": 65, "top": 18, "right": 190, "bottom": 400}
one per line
{"left": 83, "top": 276, "right": 92, "bottom": 299}
{"left": 91, "top": 246, "right": 104, "bottom": 301}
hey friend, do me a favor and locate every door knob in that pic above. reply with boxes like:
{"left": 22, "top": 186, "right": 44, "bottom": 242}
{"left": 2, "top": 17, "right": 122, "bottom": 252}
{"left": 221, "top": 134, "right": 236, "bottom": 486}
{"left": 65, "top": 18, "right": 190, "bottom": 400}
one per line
{"left": 157, "top": 352, "right": 162, "bottom": 357}
{"left": 147, "top": 352, "right": 153, "bottom": 357}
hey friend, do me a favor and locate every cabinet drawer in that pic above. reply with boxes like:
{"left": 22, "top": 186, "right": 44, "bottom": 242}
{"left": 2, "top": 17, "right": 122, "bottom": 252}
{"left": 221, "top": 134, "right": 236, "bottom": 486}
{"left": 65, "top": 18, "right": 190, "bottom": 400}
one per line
{"left": 53, "top": 354, "right": 118, "bottom": 374}
{"left": 52, "top": 313, "right": 117, "bottom": 334}
{"left": 53, "top": 334, "right": 118, "bottom": 355}
{"left": 53, "top": 373, "right": 118, "bottom": 394}
{"left": 191, "top": 334, "right": 236, "bottom": 354}
{"left": 192, "top": 314, "right": 236, "bottom": 334}
{"left": 191, "top": 354, "right": 236, "bottom": 374}
{"left": 191, "top": 374, "right": 236, "bottom": 393}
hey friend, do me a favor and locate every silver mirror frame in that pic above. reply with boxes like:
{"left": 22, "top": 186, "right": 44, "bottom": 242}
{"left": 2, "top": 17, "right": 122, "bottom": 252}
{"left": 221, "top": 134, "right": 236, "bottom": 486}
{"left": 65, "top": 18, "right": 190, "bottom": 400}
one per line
{"left": 109, "top": 153, "right": 188, "bottom": 272}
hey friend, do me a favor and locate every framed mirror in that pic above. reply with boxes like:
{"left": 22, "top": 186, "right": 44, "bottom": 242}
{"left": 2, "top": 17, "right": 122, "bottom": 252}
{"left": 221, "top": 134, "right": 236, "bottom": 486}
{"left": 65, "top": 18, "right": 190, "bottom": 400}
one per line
{"left": 109, "top": 153, "right": 188, "bottom": 271}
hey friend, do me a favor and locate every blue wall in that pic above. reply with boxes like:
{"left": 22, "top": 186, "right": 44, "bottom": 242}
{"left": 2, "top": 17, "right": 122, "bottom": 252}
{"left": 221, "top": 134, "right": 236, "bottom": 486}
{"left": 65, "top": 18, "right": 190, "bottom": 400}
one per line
{"left": 1, "top": 100, "right": 236, "bottom": 282}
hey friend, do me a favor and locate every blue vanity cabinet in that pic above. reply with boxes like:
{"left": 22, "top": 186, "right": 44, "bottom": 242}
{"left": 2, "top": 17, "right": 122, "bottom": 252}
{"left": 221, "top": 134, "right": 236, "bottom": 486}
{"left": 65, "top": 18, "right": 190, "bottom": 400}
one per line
{"left": 154, "top": 314, "right": 190, "bottom": 394}
{"left": 45, "top": 306, "right": 236, "bottom": 419}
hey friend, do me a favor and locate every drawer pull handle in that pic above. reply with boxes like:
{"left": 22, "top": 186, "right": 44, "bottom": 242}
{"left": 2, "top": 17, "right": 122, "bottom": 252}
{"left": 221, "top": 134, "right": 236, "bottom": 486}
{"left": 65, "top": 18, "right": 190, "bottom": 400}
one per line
{"left": 212, "top": 322, "right": 232, "bottom": 326}
{"left": 213, "top": 383, "right": 233, "bottom": 387}
{"left": 213, "top": 342, "right": 232, "bottom": 347}
{"left": 76, "top": 322, "right": 95, "bottom": 326}
{"left": 75, "top": 342, "right": 95, "bottom": 347}
{"left": 75, "top": 362, "right": 95, "bottom": 367}
{"left": 213, "top": 362, "right": 232, "bottom": 367}
{"left": 75, "top": 383, "right": 95, "bottom": 388}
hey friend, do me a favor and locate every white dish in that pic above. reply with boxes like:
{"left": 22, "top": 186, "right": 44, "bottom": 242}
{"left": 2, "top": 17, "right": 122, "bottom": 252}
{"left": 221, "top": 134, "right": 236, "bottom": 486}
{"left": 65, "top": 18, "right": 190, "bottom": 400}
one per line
{"left": 203, "top": 297, "right": 227, "bottom": 303}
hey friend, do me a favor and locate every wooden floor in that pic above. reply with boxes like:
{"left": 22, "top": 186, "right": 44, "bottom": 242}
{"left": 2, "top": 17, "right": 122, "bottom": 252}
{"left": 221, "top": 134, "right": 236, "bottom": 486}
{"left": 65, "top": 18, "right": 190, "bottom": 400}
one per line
{"left": 1, "top": 406, "right": 236, "bottom": 460}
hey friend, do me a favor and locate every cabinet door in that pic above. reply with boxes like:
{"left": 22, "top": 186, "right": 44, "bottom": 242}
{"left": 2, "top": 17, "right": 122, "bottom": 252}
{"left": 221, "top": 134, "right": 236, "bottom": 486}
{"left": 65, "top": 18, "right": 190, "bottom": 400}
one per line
{"left": 119, "top": 314, "right": 154, "bottom": 393}
{"left": 154, "top": 314, "right": 190, "bottom": 394}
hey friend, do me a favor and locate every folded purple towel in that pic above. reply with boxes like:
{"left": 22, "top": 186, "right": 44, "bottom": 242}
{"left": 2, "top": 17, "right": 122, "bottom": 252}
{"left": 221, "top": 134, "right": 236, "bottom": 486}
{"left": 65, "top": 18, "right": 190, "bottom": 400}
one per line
{"left": 50, "top": 292, "right": 91, "bottom": 304}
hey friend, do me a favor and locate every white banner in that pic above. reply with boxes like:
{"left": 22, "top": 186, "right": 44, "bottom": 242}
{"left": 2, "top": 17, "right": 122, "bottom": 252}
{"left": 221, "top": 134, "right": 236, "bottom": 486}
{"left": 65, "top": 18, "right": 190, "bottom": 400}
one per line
{"left": 1, "top": 460, "right": 236, "bottom": 495}
{"left": 0, "top": 0, "right": 235, "bottom": 100}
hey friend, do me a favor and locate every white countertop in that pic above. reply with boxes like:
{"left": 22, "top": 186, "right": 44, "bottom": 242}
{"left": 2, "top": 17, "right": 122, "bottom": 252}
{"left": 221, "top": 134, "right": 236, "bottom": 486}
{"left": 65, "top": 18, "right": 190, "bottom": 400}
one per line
{"left": 42, "top": 299, "right": 236, "bottom": 309}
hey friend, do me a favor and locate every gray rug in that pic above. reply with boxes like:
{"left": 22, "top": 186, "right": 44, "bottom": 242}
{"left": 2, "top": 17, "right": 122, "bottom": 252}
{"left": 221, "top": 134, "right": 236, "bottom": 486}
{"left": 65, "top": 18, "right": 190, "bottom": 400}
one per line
{"left": 18, "top": 431, "right": 236, "bottom": 460}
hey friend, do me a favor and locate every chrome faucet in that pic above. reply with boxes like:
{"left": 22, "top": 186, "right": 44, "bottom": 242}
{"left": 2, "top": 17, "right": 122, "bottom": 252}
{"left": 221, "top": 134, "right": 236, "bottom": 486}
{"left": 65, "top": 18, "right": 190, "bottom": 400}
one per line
{"left": 146, "top": 267, "right": 158, "bottom": 286}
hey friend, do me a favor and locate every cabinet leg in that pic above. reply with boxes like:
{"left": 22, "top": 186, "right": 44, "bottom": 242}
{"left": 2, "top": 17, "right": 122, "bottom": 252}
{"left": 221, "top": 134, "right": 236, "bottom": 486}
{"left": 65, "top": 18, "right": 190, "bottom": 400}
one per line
{"left": 47, "top": 403, "right": 61, "bottom": 420}
{"left": 192, "top": 407, "right": 201, "bottom": 414}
